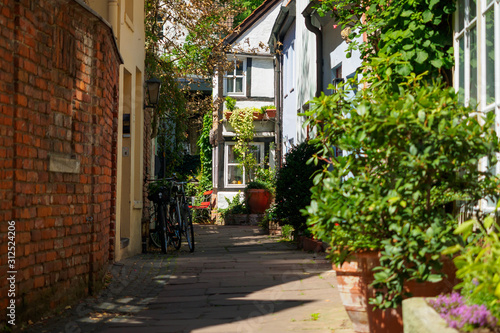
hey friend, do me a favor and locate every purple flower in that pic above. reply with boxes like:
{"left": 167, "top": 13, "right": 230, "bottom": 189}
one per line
{"left": 428, "top": 293, "right": 498, "bottom": 330}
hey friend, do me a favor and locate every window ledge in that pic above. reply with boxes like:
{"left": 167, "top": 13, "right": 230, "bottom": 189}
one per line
{"left": 124, "top": 13, "right": 134, "bottom": 32}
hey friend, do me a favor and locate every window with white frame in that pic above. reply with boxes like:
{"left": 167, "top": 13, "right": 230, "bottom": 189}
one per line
{"left": 455, "top": 0, "right": 500, "bottom": 209}
{"left": 224, "top": 142, "right": 264, "bottom": 187}
{"left": 455, "top": 0, "right": 478, "bottom": 106}
{"left": 224, "top": 59, "right": 246, "bottom": 96}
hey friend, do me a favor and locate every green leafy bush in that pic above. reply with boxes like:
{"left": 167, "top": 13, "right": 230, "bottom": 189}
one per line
{"left": 259, "top": 204, "right": 277, "bottom": 233}
{"left": 303, "top": 72, "right": 500, "bottom": 309}
{"left": 281, "top": 224, "right": 294, "bottom": 240}
{"left": 225, "top": 96, "right": 237, "bottom": 111}
{"left": 245, "top": 180, "right": 274, "bottom": 194}
{"left": 274, "top": 141, "right": 325, "bottom": 236}
{"left": 218, "top": 192, "right": 248, "bottom": 219}
{"left": 445, "top": 216, "right": 500, "bottom": 320}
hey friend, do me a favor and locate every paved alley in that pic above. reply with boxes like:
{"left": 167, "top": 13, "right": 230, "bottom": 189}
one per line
{"left": 26, "top": 225, "right": 354, "bottom": 333}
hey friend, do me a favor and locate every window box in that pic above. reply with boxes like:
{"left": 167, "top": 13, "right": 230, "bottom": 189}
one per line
{"left": 224, "top": 109, "right": 276, "bottom": 121}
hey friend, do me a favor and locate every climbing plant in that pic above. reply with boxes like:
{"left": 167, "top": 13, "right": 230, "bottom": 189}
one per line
{"left": 315, "top": 0, "right": 456, "bottom": 84}
{"left": 227, "top": 107, "right": 259, "bottom": 182}
{"left": 197, "top": 113, "right": 213, "bottom": 191}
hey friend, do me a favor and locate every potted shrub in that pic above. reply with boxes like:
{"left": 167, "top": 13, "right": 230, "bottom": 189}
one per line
{"left": 245, "top": 180, "right": 274, "bottom": 214}
{"left": 303, "top": 71, "right": 500, "bottom": 332}
{"left": 274, "top": 141, "right": 325, "bottom": 242}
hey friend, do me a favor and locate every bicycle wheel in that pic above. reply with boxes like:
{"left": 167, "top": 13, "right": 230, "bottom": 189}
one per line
{"left": 149, "top": 205, "right": 161, "bottom": 248}
{"left": 182, "top": 203, "right": 195, "bottom": 252}
{"left": 158, "top": 205, "right": 169, "bottom": 254}
{"left": 170, "top": 205, "right": 182, "bottom": 250}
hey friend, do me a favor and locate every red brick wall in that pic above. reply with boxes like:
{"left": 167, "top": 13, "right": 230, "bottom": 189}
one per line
{"left": 0, "top": 0, "right": 121, "bottom": 326}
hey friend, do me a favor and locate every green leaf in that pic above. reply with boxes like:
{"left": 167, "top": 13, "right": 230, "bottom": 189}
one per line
{"left": 422, "top": 10, "right": 433, "bottom": 23}
{"left": 428, "top": 0, "right": 439, "bottom": 9}
{"left": 416, "top": 49, "right": 429, "bottom": 64}
{"left": 427, "top": 274, "right": 443, "bottom": 283}
{"left": 430, "top": 58, "right": 444, "bottom": 68}
{"left": 484, "top": 216, "right": 494, "bottom": 229}
{"left": 442, "top": 244, "right": 461, "bottom": 255}
{"left": 454, "top": 220, "right": 475, "bottom": 235}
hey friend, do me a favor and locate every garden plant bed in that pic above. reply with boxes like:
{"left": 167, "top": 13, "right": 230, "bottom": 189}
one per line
{"left": 403, "top": 297, "right": 500, "bottom": 333}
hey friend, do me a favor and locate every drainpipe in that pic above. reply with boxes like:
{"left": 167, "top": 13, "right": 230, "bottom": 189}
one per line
{"left": 274, "top": 52, "right": 283, "bottom": 168}
{"left": 108, "top": 0, "right": 118, "bottom": 39}
{"left": 303, "top": 9, "right": 323, "bottom": 98}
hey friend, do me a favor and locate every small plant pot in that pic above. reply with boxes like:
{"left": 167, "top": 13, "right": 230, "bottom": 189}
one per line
{"left": 264, "top": 108, "right": 276, "bottom": 119}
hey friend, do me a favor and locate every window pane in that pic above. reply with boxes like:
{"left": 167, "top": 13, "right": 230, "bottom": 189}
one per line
{"left": 458, "top": 0, "right": 465, "bottom": 31}
{"left": 458, "top": 36, "right": 465, "bottom": 103}
{"left": 227, "top": 78, "right": 234, "bottom": 93}
{"left": 228, "top": 145, "right": 238, "bottom": 163}
{"left": 470, "top": 0, "right": 476, "bottom": 19}
{"left": 235, "top": 78, "right": 243, "bottom": 92}
{"left": 235, "top": 60, "right": 243, "bottom": 75}
{"left": 470, "top": 27, "right": 477, "bottom": 107}
{"left": 250, "top": 144, "right": 262, "bottom": 164}
{"left": 485, "top": 9, "right": 495, "bottom": 105}
{"left": 228, "top": 165, "right": 243, "bottom": 185}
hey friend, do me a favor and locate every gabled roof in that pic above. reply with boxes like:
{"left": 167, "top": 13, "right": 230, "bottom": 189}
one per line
{"left": 268, "top": 0, "right": 296, "bottom": 53}
{"left": 223, "top": 0, "right": 283, "bottom": 45}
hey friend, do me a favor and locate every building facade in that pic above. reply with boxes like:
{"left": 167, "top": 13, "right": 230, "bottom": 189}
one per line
{"left": 0, "top": 0, "right": 122, "bottom": 325}
{"left": 212, "top": 0, "right": 284, "bottom": 209}
{"left": 88, "top": 0, "right": 148, "bottom": 260}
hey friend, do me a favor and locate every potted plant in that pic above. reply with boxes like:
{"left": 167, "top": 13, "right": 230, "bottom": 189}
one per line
{"left": 245, "top": 179, "right": 274, "bottom": 214}
{"left": 218, "top": 192, "right": 249, "bottom": 225}
{"left": 260, "top": 105, "right": 276, "bottom": 119}
{"left": 303, "top": 71, "right": 500, "bottom": 332}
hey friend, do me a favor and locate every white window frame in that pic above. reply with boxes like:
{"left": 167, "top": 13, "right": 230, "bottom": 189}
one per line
{"left": 223, "top": 58, "right": 246, "bottom": 96}
{"left": 455, "top": 0, "right": 500, "bottom": 210}
{"left": 454, "top": 0, "right": 478, "bottom": 107}
{"left": 224, "top": 142, "right": 265, "bottom": 188}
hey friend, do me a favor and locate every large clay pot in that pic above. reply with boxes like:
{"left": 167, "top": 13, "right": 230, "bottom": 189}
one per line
{"left": 245, "top": 189, "right": 272, "bottom": 214}
{"left": 333, "top": 251, "right": 457, "bottom": 333}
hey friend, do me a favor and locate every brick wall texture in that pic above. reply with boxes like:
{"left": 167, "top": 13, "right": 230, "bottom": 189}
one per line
{"left": 0, "top": 0, "right": 121, "bottom": 326}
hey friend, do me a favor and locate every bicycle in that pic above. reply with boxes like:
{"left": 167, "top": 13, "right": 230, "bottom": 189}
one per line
{"left": 146, "top": 178, "right": 181, "bottom": 254}
{"left": 171, "top": 179, "right": 195, "bottom": 252}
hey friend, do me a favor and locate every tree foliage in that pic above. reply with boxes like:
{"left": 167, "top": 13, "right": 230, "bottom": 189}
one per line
{"left": 304, "top": 0, "right": 500, "bottom": 310}
{"left": 275, "top": 141, "right": 325, "bottom": 236}
{"left": 305, "top": 72, "right": 500, "bottom": 309}
{"left": 144, "top": 0, "right": 264, "bottom": 177}
{"left": 315, "top": 0, "right": 456, "bottom": 84}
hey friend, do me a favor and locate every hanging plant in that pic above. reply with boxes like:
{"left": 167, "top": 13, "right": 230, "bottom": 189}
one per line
{"left": 227, "top": 107, "right": 259, "bottom": 181}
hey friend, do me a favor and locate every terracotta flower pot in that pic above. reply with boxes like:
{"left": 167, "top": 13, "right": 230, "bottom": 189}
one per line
{"left": 265, "top": 108, "right": 276, "bottom": 118}
{"left": 333, "top": 251, "right": 457, "bottom": 333}
{"left": 245, "top": 189, "right": 272, "bottom": 214}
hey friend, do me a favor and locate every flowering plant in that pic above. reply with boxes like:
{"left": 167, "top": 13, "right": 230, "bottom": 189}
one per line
{"left": 443, "top": 215, "right": 500, "bottom": 325}
{"left": 428, "top": 292, "right": 498, "bottom": 331}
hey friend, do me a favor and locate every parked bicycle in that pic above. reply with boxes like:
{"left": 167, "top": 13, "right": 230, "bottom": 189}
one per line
{"left": 171, "top": 179, "right": 195, "bottom": 252}
{"left": 146, "top": 178, "right": 181, "bottom": 254}
{"left": 146, "top": 176, "right": 195, "bottom": 253}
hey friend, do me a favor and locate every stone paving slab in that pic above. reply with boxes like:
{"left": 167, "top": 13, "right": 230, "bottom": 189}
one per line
{"left": 24, "top": 225, "right": 354, "bottom": 333}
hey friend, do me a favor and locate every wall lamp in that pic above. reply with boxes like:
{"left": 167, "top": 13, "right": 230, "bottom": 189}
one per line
{"left": 145, "top": 77, "right": 161, "bottom": 107}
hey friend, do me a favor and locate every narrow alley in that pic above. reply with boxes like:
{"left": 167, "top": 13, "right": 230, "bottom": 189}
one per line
{"left": 26, "top": 225, "right": 354, "bottom": 333}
